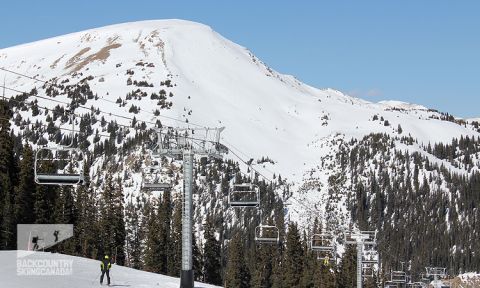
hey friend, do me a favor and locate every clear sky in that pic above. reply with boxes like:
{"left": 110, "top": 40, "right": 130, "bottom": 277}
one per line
{"left": 1, "top": 0, "right": 478, "bottom": 118}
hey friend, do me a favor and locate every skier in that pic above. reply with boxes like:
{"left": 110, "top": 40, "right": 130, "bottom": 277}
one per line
{"left": 100, "top": 255, "right": 112, "bottom": 285}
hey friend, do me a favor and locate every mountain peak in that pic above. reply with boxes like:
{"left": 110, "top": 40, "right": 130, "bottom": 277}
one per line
{"left": 1, "top": 20, "right": 478, "bottom": 181}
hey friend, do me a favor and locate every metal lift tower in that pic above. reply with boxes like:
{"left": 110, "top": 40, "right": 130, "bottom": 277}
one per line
{"left": 345, "top": 230, "right": 377, "bottom": 288}
{"left": 154, "top": 127, "right": 227, "bottom": 288}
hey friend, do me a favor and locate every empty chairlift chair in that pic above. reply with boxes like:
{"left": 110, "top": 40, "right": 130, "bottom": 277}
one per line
{"left": 34, "top": 146, "right": 84, "bottom": 185}
{"left": 409, "top": 283, "right": 428, "bottom": 288}
{"left": 255, "top": 224, "right": 279, "bottom": 244}
{"left": 391, "top": 270, "right": 407, "bottom": 284}
{"left": 228, "top": 183, "right": 260, "bottom": 208}
{"left": 141, "top": 180, "right": 172, "bottom": 191}
{"left": 362, "top": 262, "right": 376, "bottom": 278}
{"left": 141, "top": 158, "right": 172, "bottom": 192}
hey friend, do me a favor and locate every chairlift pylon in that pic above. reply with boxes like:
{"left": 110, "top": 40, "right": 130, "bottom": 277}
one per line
{"left": 34, "top": 114, "right": 85, "bottom": 186}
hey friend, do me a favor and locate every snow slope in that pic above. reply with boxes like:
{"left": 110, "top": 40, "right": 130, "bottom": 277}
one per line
{"left": 1, "top": 19, "right": 478, "bottom": 183}
{"left": 0, "top": 251, "right": 220, "bottom": 288}
{"left": 1, "top": 19, "right": 479, "bottom": 232}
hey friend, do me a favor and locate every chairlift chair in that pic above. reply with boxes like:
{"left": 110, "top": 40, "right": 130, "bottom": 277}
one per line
{"left": 391, "top": 270, "right": 407, "bottom": 283}
{"left": 311, "top": 233, "right": 335, "bottom": 252}
{"left": 344, "top": 230, "right": 377, "bottom": 246}
{"left": 384, "top": 281, "right": 399, "bottom": 288}
{"left": 362, "top": 262, "right": 375, "bottom": 278}
{"left": 34, "top": 113, "right": 85, "bottom": 186}
{"left": 255, "top": 224, "right": 279, "bottom": 244}
{"left": 311, "top": 233, "right": 335, "bottom": 261}
{"left": 34, "top": 146, "right": 85, "bottom": 185}
{"left": 142, "top": 182, "right": 172, "bottom": 191}
{"left": 228, "top": 183, "right": 260, "bottom": 208}
{"left": 408, "top": 283, "right": 427, "bottom": 288}
{"left": 425, "top": 267, "right": 447, "bottom": 278}
{"left": 141, "top": 159, "right": 171, "bottom": 192}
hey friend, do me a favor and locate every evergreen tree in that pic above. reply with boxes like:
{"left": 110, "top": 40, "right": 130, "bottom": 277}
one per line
{"left": 168, "top": 196, "right": 182, "bottom": 276}
{"left": 203, "top": 216, "right": 222, "bottom": 285}
{"left": 252, "top": 241, "right": 275, "bottom": 288}
{"left": 314, "top": 260, "right": 336, "bottom": 288}
{"left": 301, "top": 233, "right": 315, "bottom": 288}
{"left": 337, "top": 245, "right": 357, "bottom": 288}
{"left": 124, "top": 195, "right": 143, "bottom": 269}
{"left": 157, "top": 189, "right": 172, "bottom": 273}
{"left": 34, "top": 159, "right": 58, "bottom": 224}
{"left": 112, "top": 177, "right": 126, "bottom": 265}
{"left": 74, "top": 161, "right": 99, "bottom": 258}
{"left": 54, "top": 186, "right": 75, "bottom": 224}
{"left": 14, "top": 144, "right": 35, "bottom": 225}
{"left": 53, "top": 184, "right": 76, "bottom": 254}
{"left": 284, "top": 223, "right": 304, "bottom": 287}
{"left": 271, "top": 248, "right": 285, "bottom": 288}
{"left": 143, "top": 198, "right": 161, "bottom": 272}
{"left": 193, "top": 232, "right": 203, "bottom": 281}
{"left": 225, "top": 232, "right": 250, "bottom": 288}
{"left": 97, "top": 172, "right": 124, "bottom": 262}
{"left": 0, "top": 98, "right": 17, "bottom": 249}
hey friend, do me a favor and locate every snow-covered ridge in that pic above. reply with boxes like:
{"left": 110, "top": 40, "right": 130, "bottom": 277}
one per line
{"left": 377, "top": 100, "right": 428, "bottom": 111}
{"left": 0, "top": 19, "right": 478, "bottom": 184}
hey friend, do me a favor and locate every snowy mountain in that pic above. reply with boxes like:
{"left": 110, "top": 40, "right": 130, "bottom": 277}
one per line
{"left": 0, "top": 251, "right": 220, "bottom": 288}
{"left": 1, "top": 19, "right": 480, "bottom": 280}
{"left": 1, "top": 20, "right": 477, "bottom": 181}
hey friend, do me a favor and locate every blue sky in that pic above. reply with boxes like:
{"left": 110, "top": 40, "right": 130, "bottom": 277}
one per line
{"left": 1, "top": 0, "right": 478, "bottom": 117}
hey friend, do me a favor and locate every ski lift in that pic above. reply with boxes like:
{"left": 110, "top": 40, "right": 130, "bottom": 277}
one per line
{"left": 311, "top": 233, "right": 335, "bottom": 262}
{"left": 142, "top": 181, "right": 172, "bottom": 191}
{"left": 362, "top": 262, "right": 376, "bottom": 278}
{"left": 34, "top": 147, "right": 85, "bottom": 185}
{"left": 362, "top": 249, "right": 378, "bottom": 278}
{"left": 141, "top": 157, "right": 171, "bottom": 191}
{"left": 344, "top": 230, "right": 376, "bottom": 245}
{"left": 255, "top": 224, "right": 279, "bottom": 244}
{"left": 408, "top": 283, "right": 427, "bottom": 288}
{"left": 384, "top": 281, "right": 398, "bottom": 288}
{"left": 34, "top": 114, "right": 84, "bottom": 186}
{"left": 311, "top": 233, "right": 334, "bottom": 252}
{"left": 228, "top": 183, "right": 260, "bottom": 208}
{"left": 254, "top": 206, "right": 279, "bottom": 244}
{"left": 391, "top": 270, "right": 407, "bottom": 283}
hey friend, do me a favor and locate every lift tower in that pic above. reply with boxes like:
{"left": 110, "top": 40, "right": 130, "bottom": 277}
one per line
{"left": 345, "top": 230, "right": 377, "bottom": 288}
{"left": 155, "top": 127, "right": 227, "bottom": 288}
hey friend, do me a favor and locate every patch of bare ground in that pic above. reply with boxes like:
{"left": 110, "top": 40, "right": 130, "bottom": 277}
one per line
{"left": 50, "top": 54, "right": 66, "bottom": 69}
{"left": 66, "top": 43, "right": 122, "bottom": 72}
{"left": 65, "top": 47, "right": 91, "bottom": 69}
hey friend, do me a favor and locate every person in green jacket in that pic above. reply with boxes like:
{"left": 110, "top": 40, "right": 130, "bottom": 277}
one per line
{"left": 100, "top": 255, "right": 112, "bottom": 285}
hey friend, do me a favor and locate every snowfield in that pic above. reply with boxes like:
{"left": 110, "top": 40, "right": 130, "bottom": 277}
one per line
{"left": 1, "top": 19, "right": 479, "bottom": 231}
{"left": 0, "top": 251, "right": 221, "bottom": 288}
{"left": 1, "top": 20, "right": 478, "bottom": 182}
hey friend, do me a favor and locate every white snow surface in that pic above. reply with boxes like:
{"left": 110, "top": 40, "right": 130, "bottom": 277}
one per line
{"left": 1, "top": 19, "right": 478, "bottom": 182}
{"left": 0, "top": 251, "right": 220, "bottom": 288}
{"left": 1, "top": 19, "right": 479, "bottom": 232}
